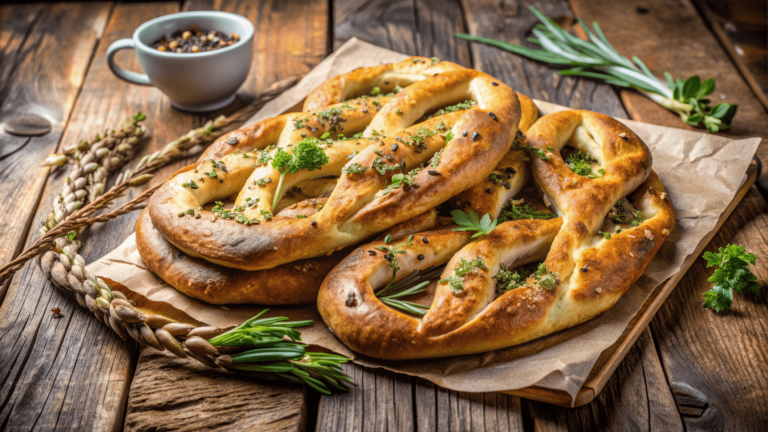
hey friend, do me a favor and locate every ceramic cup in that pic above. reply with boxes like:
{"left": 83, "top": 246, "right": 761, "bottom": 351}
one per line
{"left": 107, "top": 11, "right": 254, "bottom": 112}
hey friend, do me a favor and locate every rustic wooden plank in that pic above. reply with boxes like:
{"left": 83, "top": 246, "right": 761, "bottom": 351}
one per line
{"left": 0, "top": 3, "right": 110, "bottom": 293}
{"left": 528, "top": 328, "right": 683, "bottom": 432}
{"left": 569, "top": 0, "right": 768, "bottom": 192}
{"left": 124, "top": 349, "right": 307, "bottom": 432}
{"left": 415, "top": 379, "right": 523, "bottom": 431}
{"left": 693, "top": 0, "right": 768, "bottom": 109}
{"left": 461, "top": 0, "right": 626, "bottom": 118}
{"left": 316, "top": 363, "right": 414, "bottom": 432}
{"left": 120, "top": 1, "right": 330, "bottom": 430}
{"left": 650, "top": 186, "right": 768, "bottom": 431}
{"left": 334, "top": 0, "right": 471, "bottom": 65}
{"left": 0, "top": 3, "right": 189, "bottom": 431}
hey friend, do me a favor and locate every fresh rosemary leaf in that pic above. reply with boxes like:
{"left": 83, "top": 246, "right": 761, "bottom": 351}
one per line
{"left": 455, "top": 7, "right": 738, "bottom": 133}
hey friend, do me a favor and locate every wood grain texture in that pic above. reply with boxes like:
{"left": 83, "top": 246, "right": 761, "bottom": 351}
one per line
{"left": 694, "top": 0, "right": 768, "bottom": 110}
{"left": 124, "top": 348, "right": 307, "bottom": 432}
{"left": 0, "top": 2, "right": 110, "bottom": 289}
{"left": 416, "top": 378, "right": 523, "bottom": 431}
{"left": 316, "top": 363, "right": 414, "bottom": 432}
{"left": 650, "top": 186, "right": 768, "bottom": 431}
{"left": 568, "top": 0, "right": 768, "bottom": 192}
{"left": 460, "top": 0, "right": 627, "bottom": 118}
{"left": 529, "top": 328, "right": 683, "bottom": 432}
{"left": 0, "top": 4, "right": 189, "bottom": 432}
{"left": 334, "top": 0, "right": 472, "bottom": 65}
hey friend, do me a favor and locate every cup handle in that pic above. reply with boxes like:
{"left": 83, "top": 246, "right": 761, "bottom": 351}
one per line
{"left": 106, "top": 38, "right": 151, "bottom": 86}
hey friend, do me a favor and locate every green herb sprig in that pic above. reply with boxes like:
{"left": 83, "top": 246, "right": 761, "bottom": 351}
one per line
{"left": 271, "top": 138, "right": 329, "bottom": 208}
{"left": 375, "top": 265, "right": 444, "bottom": 315}
{"left": 455, "top": 7, "right": 738, "bottom": 133}
{"left": 702, "top": 244, "right": 760, "bottom": 312}
{"left": 450, "top": 209, "right": 498, "bottom": 238}
{"left": 208, "top": 310, "right": 354, "bottom": 394}
{"left": 439, "top": 257, "right": 488, "bottom": 294}
{"left": 498, "top": 200, "right": 557, "bottom": 223}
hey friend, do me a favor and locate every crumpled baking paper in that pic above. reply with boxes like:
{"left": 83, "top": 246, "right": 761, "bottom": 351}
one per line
{"left": 88, "top": 38, "right": 760, "bottom": 402}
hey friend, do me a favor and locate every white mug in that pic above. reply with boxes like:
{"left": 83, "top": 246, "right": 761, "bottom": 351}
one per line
{"left": 107, "top": 11, "right": 254, "bottom": 112}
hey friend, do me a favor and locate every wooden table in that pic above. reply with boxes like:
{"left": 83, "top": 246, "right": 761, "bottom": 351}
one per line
{"left": 1, "top": 1, "right": 766, "bottom": 430}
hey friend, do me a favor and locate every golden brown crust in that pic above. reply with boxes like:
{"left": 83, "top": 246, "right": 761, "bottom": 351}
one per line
{"left": 303, "top": 57, "right": 465, "bottom": 112}
{"left": 137, "top": 208, "right": 342, "bottom": 304}
{"left": 451, "top": 93, "right": 538, "bottom": 216}
{"left": 317, "top": 110, "right": 675, "bottom": 360}
{"left": 137, "top": 206, "right": 438, "bottom": 305}
{"left": 148, "top": 68, "right": 522, "bottom": 271}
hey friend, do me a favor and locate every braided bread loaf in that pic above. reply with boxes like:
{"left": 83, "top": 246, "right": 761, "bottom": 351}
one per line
{"left": 318, "top": 110, "right": 675, "bottom": 359}
{"left": 139, "top": 59, "right": 533, "bottom": 304}
{"left": 148, "top": 66, "right": 523, "bottom": 271}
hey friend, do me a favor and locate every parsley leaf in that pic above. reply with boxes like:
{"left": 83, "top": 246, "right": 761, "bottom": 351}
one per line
{"left": 511, "top": 141, "right": 551, "bottom": 161}
{"left": 382, "top": 167, "right": 421, "bottom": 195}
{"left": 341, "top": 163, "right": 368, "bottom": 175}
{"left": 450, "top": 209, "right": 498, "bottom": 238}
{"left": 429, "top": 100, "right": 475, "bottom": 119}
{"left": 182, "top": 180, "right": 199, "bottom": 189}
{"left": 565, "top": 150, "right": 602, "bottom": 178}
{"left": 702, "top": 244, "right": 760, "bottom": 312}
{"left": 271, "top": 138, "right": 329, "bottom": 208}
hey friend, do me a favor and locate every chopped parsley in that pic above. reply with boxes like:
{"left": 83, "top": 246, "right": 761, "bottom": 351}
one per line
{"left": 533, "top": 263, "right": 558, "bottom": 291}
{"left": 565, "top": 150, "right": 602, "bottom": 178}
{"left": 382, "top": 166, "right": 421, "bottom": 195}
{"left": 495, "top": 264, "right": 531, "bottom": 293}
{"left": 293, "top": 117, "right": 309, "bottom": 131}
{"left": 400, "top": 126, "right": 436, "bottom": 153}
{"left": 487, "top": 173, "right": 505, "bottom": 186}
{"left": 211, "top": 201, "right": 261, "bottom": 225}
{"left": 371, "top": 155, "right": 400, "bottom": 175}
{"left": 255, "top": 177, "right": 272, "bottom": 186}
{"left": 497, "top": 200, "right": 556, "bottom": 224}
{"left": 609, "top": 200, "right": 644, "bottom": 227}
{"left": 511, "top": 141, "right": 552, "bottom": 161}
{"left": 255, "top": 146, "right": 274, "bottom": 166}
{"left": 181, "top": 180, "right": 198, "bottom": 189}
{"left": 429, "top": 100, "right": 476, "bottom": 118}
{"left": 341, "top": 163, "right": 368, "bottom": 175}
{"left": 440, "top": 257, "right": 488, "bottom": 294}
{"left": 429, "top": 148, "right": 443, "bottom": 167}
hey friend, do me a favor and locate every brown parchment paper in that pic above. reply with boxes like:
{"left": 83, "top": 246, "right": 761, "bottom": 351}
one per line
{"left": 88, "top": 38, "right": 761, "bottom": 402}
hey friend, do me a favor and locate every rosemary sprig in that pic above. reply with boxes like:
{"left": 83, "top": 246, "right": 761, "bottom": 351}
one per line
{"left": 456, "top": 7, "right": 738, "bottom": 133}
{"left": 209, "top": 310, "right": 353, "bottom": 394}
{"left": 375, "top": 265, "right": 444, "bottom": 315}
